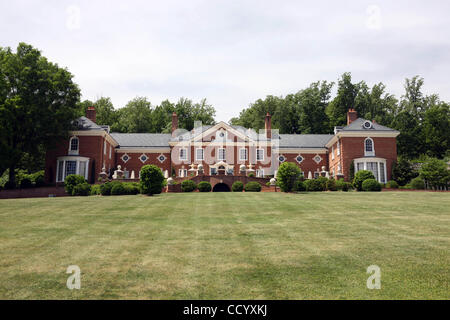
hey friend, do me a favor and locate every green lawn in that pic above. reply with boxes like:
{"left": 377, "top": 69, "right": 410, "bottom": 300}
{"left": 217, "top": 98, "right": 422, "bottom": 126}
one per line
{"left": 0, "top": 192, "right": 449, "bottom": 299}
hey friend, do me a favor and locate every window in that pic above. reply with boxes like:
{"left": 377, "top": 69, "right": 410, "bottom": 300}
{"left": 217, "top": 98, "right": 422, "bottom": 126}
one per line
{"left": 157, "top": 154, "right": 166, "bottom": 163}
{"left": 367, "top": 162, "right": 379, "bottom": 181}
{"left": 65, "top": 161, "right": 77, "bottom": 177}
{"left": 239, "top": 148, "right": 248, "bottom": 161}
{"left": 278, "top": 155, "right": 286, "bottom": 163}
{"left": 55, "top": 157, "right": 90, "bottom": 182}
{"left": 354, "top": 158, "right": 387, "bottom": 183}
{"left": 337, "top": 141, "right": 340, "bottom": 155}
{"left": 104, "top": 141, "right": 106, "bottom": 155}
{"left": 256, "top": 169, "right": 264, "bottom": 177}
{"left": 68, "top": 137, "right": 79, "bottom": 155}
{"left": 226, "top": 167, "right": 234, "bottom": 175}
{"left": 313, "top": 155, "right": 322, "bottom": 164}
{"left": 57, "top": 160, "right": 63, "bottom": 182}
{"left": 121, "top": 154, "right": 130, "bottom": 163}
{"left": 139, "top": 154, "right": 148, "bottom": 163}
{"left": 196, "top": 148, "right": 204, "bottom": 161}
{"left": 296, "top": 155, "right": 304, "bottom": 164}
{"left": 178, "top": 169, "right": 187, "bottom": 177}
{"left": 218, "top": 148, "right": 226, "bottom": 161}
{"left": 79, "top": 161, "right": 87, "bottom": 178}
{"left": 363, "top": 120, "right": 373, "bottom": 129}
{"left": 379, "top": 163, "right": 386, "bottom": 183}
{"left": 210, "top": 167, "right": 217, "bottom": 175}
{"left": 331, "top": 146, "right": 334, "bottom": 160}
{"left": 256, "top": 149, "right": 264, "bottom": 161}
{"left": 179, "top": 148, "right": 188, "bottom": 161}
{"left": 364, "top": 138, "right": 375, "bottom": 156}
{"left": 109, "top": 146, "right": 112, "bottom": 159}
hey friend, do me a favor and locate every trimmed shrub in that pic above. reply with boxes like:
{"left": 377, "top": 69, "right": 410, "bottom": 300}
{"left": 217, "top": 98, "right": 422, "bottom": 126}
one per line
{"left": 326, "top": 179, "right": 337, "bottom": 191}
{"left": 197, "top": 181, "right": 212, "bottom": 192}
{"left": 140, "top": 164, "right": 165, "bottom": 195}
{"left": 90, "top": 184, "right": 101, "bottom": 195}
{"left": 276, "top": 162, "right": 302, "bottom": 192}
{"left": 410, "top": 177, "right": 425, "bottom": 190}
{"left": 244, "top": 181, "right": 261, "bottom": 192}
{"left": 111, "top": 182, "right": 126, "bottom": 195}
{"left": 385, "top": 180, "right": 399, "bottom": 189}
{"left": 248, "top": 172, "right": 255, "bottom": 177}
{"left": 64, "top": 174, "right": 86, "bottom": 195}
{"left": 304, "top": 179, "right": 324, "bottom": 192}
{"left": 100, "top": 182, "right": 113, "bottom": 195}
{"left": 72, "top": 183, "right": 91, "bottom": 196}
{"left": 123, "top": 182, "right": 140, "bottom": 195}
{"left": 336, "top": 178, "right": 346, "bottom": 191}
{"left": 296, "top": 180, "right": 306, "bottom": 191}
{"left": 317, "top": 176, "right": 328, "bottom": 191}
{"left": 232, "top": 181, "right": 244, "bottom": 192}
{"left": 362, "top": 179, "right": 382, "bottom": 192}
{"left": 181, "top": 180, "right": 197, "bottom": 192}
{"left": 353, "top": 170, "right": 375, "bottom": 191}
{"left": 20, "top": 178, "right": 33, "bottom": 189}
{"left": 31, "top": 170, "right": 45, "bottom": 187}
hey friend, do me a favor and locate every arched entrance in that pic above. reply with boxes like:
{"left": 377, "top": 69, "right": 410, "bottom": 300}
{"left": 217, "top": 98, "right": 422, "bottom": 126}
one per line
{"left": 213, "top": 183, "right": 230, "bottom": 192}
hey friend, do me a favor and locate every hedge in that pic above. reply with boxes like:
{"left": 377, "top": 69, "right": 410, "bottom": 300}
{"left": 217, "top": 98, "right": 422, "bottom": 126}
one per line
{"left": 410, "top": 177, "right": 425, "bottom": 190}
{"left": 326, "top": 179, "right": 337, "bottom": 191}
{"left": 385, "top": 180, "right": 399, "bottom": 189}
{"left": 353, "top": 170, "right": 375, "bottom": 191}
{"left": 181, "top": 180, "right": 197, "bottom": 192}
{"left": 244, "top": 181, "right": 261, "bottom": 192}
{"left": 232, "top": 181, "right": 244, "bottom": 192}
{"left": 197, "top": 181, "right": 212, "bottom": 192}
{"left": 72, "top": 183, "right": 91, "bottom": 196}
{"left": 362, "top": 179, "right": 381, "bottom": 192}
{"left": 65, "top": 174, "right": 86, "bottom": 195}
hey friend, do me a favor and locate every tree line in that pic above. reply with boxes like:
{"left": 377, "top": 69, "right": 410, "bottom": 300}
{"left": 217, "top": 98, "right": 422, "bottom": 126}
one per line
{"left": 230, "top": 73, "right": 449, "bottom": 161}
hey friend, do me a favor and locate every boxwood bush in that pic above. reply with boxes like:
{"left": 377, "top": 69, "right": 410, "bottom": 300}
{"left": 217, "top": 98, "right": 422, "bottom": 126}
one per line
{"left": 232, "top": 181, "right": 244, "bottom": 192}
{"left": 304, "top": 179, "right": 324, "bottom": 191}
{"left": 140, "top": 164, "right": 165, "bottom": 195}
{"left": 90, "top": 184, "right": 101, "bottom": 195}
{"left": 276, "top": 162, "right": 302, "bottom": 192}
{"left": 181, "top": 180, "right": 197, "bottom": 192}
{"left": 244, "top": 181, "right": 261, "bottom": 192}
{"left": 100, "top": 182, "right": 113, "bottom": 195}
{"left": 111, "top": 182, "right": 126, "bottom": 195}
{"left": 410, "top": 177, "right": 425, "bottom": 190}
{"left": 295, "top": 180, "right": 306, "bottom": 191}
{"left": 326, "top": 179, "right": 337, "bottom": 191}
{"left": 124, "top": 182, "right": 140, "bottom": 195}
{"left": 362, "top": 178, "right": 382, "bottom": 192}
{"left": 197, "top": 181, "right": 212, "bottom": 192}
{"left": 385, "top": 180, "right": 399, "bottom": 189}
{"left": 353, "top": 170, "right": 375, "bottom": 191}
{"left": 72, "top": 183, "right": 91, "bottom": 196}
{"left": 65, "top": 174, "right": 86, "bottom": 195}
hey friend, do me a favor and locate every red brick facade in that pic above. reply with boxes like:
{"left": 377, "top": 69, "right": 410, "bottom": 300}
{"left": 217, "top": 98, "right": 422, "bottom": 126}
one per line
{"left": 44, "top": 109, "right": 399, "bottom": 185}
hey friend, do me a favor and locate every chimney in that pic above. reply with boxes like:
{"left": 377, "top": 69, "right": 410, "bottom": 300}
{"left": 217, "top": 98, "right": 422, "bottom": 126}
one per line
{"left": 265, "top": 112, "right": 272, "bottom": 139}
{"left": 86, "top": 106, "right": 96, "bottom": 123}
{"left": 347, "top": 108, "right": 357, "bottom": 125}
{"left": 171, "top": 112, "right": 178, "bottom": 137}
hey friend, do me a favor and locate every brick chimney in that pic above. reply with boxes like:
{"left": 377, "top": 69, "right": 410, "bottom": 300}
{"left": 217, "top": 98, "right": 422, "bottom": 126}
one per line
{"left": 171, "top": 112, "right": 178, "bottom": 137}
{"left": 265, "top": 112, "right": 272, "bottom": 139}
{"left": 347, "top": 108, "right": 357, "bottom": 125}
{"left": 86, "top": 106, "right": 96, "bottom": 123}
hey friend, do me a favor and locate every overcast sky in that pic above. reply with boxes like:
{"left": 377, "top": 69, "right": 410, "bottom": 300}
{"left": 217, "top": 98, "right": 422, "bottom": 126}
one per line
{"left": 1, "top": 0, "right": 449, "bottom": 122}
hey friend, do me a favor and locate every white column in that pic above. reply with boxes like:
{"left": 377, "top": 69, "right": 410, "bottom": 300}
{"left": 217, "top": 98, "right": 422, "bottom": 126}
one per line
{"left": 377, "top": 162, "right": 381, "bottom": 183}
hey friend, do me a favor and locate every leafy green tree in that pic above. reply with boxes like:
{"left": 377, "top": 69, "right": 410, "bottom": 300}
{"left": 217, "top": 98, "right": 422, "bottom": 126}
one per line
{"left": 0, "top": 43, "right": 80, "bottom": 187}
{"left": 419, "top": 158, "right": 449, "bottom": 189}
{"left": 392, "top": 157, "right": 419, "bottom": 186}
{"left": 93, "top": 97, "right": 117, "bottom": 126}
{"left": 114, "top": 97, "right": 153, "bottom": 133}
{"left": 326, "top": 72, "right": 359, "bottom": 127}
{"left": 276, "top": 162, "right": 302, "bottom": 192}
{"left": 422, "top": 103, "right": 450, "bottom": 158}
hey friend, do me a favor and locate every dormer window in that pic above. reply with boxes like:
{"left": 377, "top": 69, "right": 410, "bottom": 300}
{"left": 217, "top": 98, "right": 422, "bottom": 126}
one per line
{"left": 68, "top": 137, "right": 79, "bottom": 155}
{"left": 364, "top": 138, "right": 375, "bottom": 156}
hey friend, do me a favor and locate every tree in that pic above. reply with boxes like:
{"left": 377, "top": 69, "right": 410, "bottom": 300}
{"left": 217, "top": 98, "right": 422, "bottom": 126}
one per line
{"left": 140, "top": 164, "right": 165, "bottom": 195}
{"left": 276, "top": 162, "right": 302, "bottom": 192}
{"left": 326, "top": 72, "right": 359, "bottom": 127}
{"left": 114, "top": 97, "right": 153, "bottom": 133}
{"left": 392, "top": 157, "right": 419, "bottom": 186}
{"left": 0, "top": 43, "right": 80, "bottom": 187}
{"left": 419, "top": 158, "right": 449, "bottom": 190}
{"left": 93, "top": 97, "right": 117, "bottom": 126}
{"left": 422, "top": 103, "right": 450, "bottom": 158}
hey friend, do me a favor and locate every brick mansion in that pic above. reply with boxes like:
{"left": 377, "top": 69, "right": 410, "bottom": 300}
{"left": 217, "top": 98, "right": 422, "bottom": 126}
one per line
{"left": 44, "top": 108, "right": 400, "bottom": 188}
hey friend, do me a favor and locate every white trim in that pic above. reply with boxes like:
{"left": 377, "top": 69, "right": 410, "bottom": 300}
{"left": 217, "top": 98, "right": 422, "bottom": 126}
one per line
{"left": 239, "top": 148, "right": 248, "bottom": 161}
{"left": 278, "top": 154, "right": 286, "bottom": 163}
{"left": 116, "top": 147, "right": 171, "bottom": 153}
{"left": 68, "top": 136, "right": 79, "bottom": 155}
{"left": 69, "top": 130, "right": 119, "bottom": 147}
{"left": 326, "top": 131, "right": 399, "bottom": 148}
{"left": 364, "top": 137, "right": 375, "bottom": 156}
{"left": 337, "top": 141, "right": 340, "bottom": 156}
{"left": 109, "top": 145, "right": 112, "bottom": 159}
{"left": 179, "top": 148, "right": 188, "bottom": 161}
{"left": 192, "top": 121, "right": 250, "bottom": 142}
{"left": 295, "top": 154, "right": 304, "bottom": 164}
{"left": 55, "top": 156, "right": 90, "bottom": 182}
{"left": 195, "top": 148, "right": 204, "bottom": 161}
{"left": 256, "top": 148, "right": 264, "bottom": 161}
{"left": 313, "top": 154, "right": 322, "bottom": 164}
{"left": 275, "top": 148, "right": 328, "bottom": 154}
{"left": 157, "top": 154, "right": 166, "bottom": 163}
{"left": 139, "top": 153, "right": 148, "bottom": 164}
{"left": 217, "top": 148, "right": 226, "bottom": 161}
{"left": 331, "top": 145, "right": 335, "bottom": 160}
{"left": 103, "top": 140, "right": 106, "bottom": 155}
{"left": 353, "top": 157, "right": 387, "bottom": 183}
{"left": 121, "top": 153, "right": 130, "bottom": 163}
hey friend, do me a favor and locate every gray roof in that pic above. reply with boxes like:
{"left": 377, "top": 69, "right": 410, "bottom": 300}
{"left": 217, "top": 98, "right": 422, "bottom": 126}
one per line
{"left": 73, "top": 116, "right": 104, "bottom": 131}
{"left": 111, "top": 133, "right": 171, "bottom": 148}
{"left": 276, "top": 134, "right": 334, "bottom": 148}
{"left": 339, "top": 118, "right": 398, "bottom": 132}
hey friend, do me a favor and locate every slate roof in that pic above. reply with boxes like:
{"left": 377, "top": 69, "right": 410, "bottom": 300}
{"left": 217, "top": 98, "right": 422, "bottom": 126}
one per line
{"left": 111, "top": 133, "right": 171, "bottom": 148}
{"left": 339, "top": 118, "right": 398, "bottom": 132}
{"left": 276, "top": 134, "right": 334, "bottom": 148}
{"left": 73, "top": 116, "right": 105, "bottom": 131}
